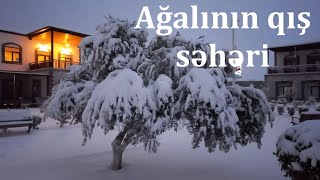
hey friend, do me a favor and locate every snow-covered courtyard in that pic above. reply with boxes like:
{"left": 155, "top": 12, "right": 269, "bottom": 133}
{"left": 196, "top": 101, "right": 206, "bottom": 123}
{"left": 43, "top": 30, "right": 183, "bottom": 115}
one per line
{"left": 0, "top": 108, "right": 290, "bottom": 180}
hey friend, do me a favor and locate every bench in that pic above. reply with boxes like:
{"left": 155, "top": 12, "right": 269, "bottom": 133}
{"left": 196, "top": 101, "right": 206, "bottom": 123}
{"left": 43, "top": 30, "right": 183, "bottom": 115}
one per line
{"left": 0, "top": 109, "right": 33, "bottom": 133}
{"left": 292, "top": 111, "right": 320, "bottom": 125}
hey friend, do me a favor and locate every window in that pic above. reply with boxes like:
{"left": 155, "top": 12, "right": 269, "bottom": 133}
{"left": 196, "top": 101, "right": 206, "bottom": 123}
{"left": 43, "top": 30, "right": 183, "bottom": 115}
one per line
{"left": 284, "top": 56, "right": 299, "bottom": 73}
{"left": 307, "top": 53, "right": 320, "bottom": 72}
{"left": 303, "top": 81, "right": 320, "bottom": 99}
{"left": 276, "top": 81, "right": 293, "bottom": 101}
{"left": 36, "top": 51, "right": 50, "bottom": 62}
{"left": 2, "top": 43, "right": 22, "bottom": 63}
{"left": 59, "top": 54, "right": 72, "bottom": 62}
{"left": 57, "top": 53, "right": 72, "bottom": 69}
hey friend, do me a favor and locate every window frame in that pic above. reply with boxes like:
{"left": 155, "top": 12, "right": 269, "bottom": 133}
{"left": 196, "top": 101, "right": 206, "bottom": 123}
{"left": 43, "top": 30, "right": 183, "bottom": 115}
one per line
{"left": 2, "top": 43, "right": 22, "bottom": 64}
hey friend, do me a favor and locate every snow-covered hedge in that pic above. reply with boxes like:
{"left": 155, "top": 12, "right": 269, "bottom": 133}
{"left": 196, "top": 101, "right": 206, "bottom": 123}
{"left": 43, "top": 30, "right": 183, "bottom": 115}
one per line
{"left": 276, "top": 121, "right": 320, "bottom": 179}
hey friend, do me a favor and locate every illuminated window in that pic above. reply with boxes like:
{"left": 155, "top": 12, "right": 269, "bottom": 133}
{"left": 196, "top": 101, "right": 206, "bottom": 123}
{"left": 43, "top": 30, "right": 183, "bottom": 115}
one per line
{"left": 2, "top": 43, "right": 22, "bottom": 63}
{"left": 36, "top": 51, "right": 50, "bottom": 62}
{"left": 59, "top": 54, "right": 72, "bottom": 61}
{"left": 58, "top": 53, "right": 72, "bottom": 69}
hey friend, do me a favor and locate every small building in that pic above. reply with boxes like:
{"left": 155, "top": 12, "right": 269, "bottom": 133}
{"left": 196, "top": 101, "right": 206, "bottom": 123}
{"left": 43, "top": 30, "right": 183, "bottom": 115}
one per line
{"left": 0, "top": 27, "right": 88, "bottom": 106}
{"left": 264, "top": 42, "right": 320, "bottom": 101}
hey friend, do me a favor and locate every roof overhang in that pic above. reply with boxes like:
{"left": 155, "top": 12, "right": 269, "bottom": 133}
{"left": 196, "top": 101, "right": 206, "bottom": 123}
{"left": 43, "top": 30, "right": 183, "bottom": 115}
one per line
{"left": 26, "top": 26, "right": 89, "bottom": 39}
{"left": 269, "top": 41, "right": 320, "bottom": 52}
{"left": 0, "top": 70, "right": 49, "bottom": 76}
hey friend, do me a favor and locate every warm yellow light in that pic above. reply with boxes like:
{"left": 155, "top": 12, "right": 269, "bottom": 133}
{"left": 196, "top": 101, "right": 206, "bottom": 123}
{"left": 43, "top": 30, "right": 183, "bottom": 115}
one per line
{"left": 60, "top": 47, "right": 71, "bottom": 55}
{"left": 38, "top": 44, "right": 50, "bottom": 52}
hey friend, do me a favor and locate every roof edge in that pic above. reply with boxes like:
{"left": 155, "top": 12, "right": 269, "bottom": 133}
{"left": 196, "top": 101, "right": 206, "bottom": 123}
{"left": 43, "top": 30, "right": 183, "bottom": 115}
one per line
{"left": 0, "top": 29, "right": 26, "bottom": 36}
{"left": 26, "top": 26, "right": 89, "bottom": 38}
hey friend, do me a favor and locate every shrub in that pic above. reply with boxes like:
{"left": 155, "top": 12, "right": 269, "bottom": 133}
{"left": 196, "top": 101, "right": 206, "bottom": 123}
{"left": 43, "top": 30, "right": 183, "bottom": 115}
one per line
{"left": 31, "top": 115, "right": 42, "bottom": 129}
{"left": 269, "top": 103, "right": 275, "bottom": 111}
{"left": 298, "top": 105, "right": 309, "bottom": 115}
{"left": 277, "top": 104, "right": 284, "bottom": 115}
{"left": 277, "top": 95, "right": 287, "bottom": 105}
{"left": 276, "top": 121, "right": 320, "bottom": 180}
{"left": 316, "top": 103, "right": 320, "bottom": 112}
{"left": 287, "top": 105, "right": 295, "bottom": 116}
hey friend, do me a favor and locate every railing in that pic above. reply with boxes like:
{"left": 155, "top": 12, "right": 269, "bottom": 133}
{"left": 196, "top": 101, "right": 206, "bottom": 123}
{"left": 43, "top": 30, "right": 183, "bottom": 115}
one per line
{"left": 268, "top": 64, "right": 320, "bottom": 74}
{"left": 29, "top": 60, "right": 76, "bottom": 70}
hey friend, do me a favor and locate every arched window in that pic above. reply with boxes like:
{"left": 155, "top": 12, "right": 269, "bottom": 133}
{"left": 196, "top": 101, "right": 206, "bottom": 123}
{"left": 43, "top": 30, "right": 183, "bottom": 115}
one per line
{"left": 2, "top": 43, "right": 22, "bottom": 64}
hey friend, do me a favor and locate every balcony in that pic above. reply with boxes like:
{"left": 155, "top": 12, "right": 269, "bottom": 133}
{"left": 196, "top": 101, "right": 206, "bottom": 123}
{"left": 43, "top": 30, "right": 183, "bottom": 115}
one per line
{"left": 267, "top": 64, "right": 320, "bottom": 74}
{"left": 29, "top": 60, "right": 78, "bottom": 70}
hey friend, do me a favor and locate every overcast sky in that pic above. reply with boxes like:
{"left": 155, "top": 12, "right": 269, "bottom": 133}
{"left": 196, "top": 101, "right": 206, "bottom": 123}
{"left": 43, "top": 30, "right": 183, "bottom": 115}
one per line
{"left": 0, "top": 0, "right": 319, "bottom": 80}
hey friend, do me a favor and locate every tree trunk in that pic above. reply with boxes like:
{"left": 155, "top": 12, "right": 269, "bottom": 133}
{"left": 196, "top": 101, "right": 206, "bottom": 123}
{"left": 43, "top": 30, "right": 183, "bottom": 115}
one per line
{"left": 111, "top": 141, "right": 124, "bottom": 170}
{"left": 110, "top": 127, "right": 133, "bottom": 170}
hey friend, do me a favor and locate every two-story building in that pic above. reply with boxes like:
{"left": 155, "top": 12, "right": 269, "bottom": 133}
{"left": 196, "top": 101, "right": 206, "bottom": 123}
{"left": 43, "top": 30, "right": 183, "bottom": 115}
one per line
{"left": 265, "top": 42, "right": 320, "bottom": 101}
{"left": 0, "top": 26, "right": 88, "bottom": 106}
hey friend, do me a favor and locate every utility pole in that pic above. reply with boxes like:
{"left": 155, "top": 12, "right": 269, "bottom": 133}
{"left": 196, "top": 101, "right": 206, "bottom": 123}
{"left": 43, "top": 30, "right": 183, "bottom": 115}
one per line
{"left": 231, "top": 20, "right": 238, "bottom": 85}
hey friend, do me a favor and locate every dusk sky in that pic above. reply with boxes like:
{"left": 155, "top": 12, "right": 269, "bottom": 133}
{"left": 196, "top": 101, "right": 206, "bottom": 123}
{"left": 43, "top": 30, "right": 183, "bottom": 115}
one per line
{"left": 0, "top": 0, "right": 319, "bottom": 80}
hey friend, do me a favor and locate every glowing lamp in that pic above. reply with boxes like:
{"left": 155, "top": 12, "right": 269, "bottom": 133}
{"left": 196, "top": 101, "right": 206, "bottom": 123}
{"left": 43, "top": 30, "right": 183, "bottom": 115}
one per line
{"left": 61, "top": 47, "right": 71, "bottom": 55}
{"left": 38, "top": 44, "right": 50, "bottom": 52}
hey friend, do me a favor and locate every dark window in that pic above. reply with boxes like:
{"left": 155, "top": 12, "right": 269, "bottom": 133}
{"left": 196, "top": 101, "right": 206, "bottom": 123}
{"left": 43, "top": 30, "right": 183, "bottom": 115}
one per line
{"left": 303, "top": 81, "right": 320, "bottom": 100}
{"left": 2, "top": 79, "right": 22, "bottom": 100}
{"left": 2, "top": 43, "right": 22, "bottom": 63}
{"left": 276, "top": 81, "right": 293, "bottom": 101}
{"left": 307, "top": 53, "right": 320, "bottom": 72}
{"left": 284, "top": 56, "right": 299, "bottom": 73}
{"left": 32, "top": 79, "right": 41, "bottom": 98}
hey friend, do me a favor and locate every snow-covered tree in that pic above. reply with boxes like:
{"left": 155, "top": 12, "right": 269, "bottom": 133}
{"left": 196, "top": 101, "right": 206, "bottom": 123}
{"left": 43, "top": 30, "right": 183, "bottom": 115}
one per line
{"left": 42, "top": 16, "right": 273, "bottom": 170}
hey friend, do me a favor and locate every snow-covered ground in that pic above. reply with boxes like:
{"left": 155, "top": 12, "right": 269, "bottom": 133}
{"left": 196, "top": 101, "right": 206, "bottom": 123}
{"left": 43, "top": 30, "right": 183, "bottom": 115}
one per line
{"left": 0, "top": 108, "right": 290, "bottom": 180}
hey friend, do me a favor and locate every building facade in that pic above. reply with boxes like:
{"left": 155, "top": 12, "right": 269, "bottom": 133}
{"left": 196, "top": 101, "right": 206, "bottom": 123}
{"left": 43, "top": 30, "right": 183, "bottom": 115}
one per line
{"left": 264, "top": 42, "right": 320, "bottom": 101}
{"left": 0, "top": 27, "right": 87, "bottom": 107}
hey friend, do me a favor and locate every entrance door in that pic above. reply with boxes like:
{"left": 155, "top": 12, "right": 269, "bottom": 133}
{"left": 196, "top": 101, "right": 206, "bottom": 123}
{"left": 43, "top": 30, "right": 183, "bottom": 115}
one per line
{"left": 32, "top": 79, "right": 41, "bottom": 103}
{"left": 2, "top": 79, "right": 22, "bottom": 103}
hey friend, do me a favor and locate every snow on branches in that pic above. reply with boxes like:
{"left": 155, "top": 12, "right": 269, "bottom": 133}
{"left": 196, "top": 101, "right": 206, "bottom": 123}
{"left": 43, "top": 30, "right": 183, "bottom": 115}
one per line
{"left": 175, "top": 68, "right": 239, "bottom": 152}
{"left": 79, "top": 16, "right": 148, "bottom": 81}
{"left": 42, "top": 65, "right": 95, "bottom": 125}
{"left": 82, "top": 69, "right": 174, "bottom": 147}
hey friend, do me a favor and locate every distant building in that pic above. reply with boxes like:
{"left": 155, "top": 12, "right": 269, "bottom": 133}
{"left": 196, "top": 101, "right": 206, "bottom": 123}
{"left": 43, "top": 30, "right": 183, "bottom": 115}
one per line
{"left": 264, "top": 42, "right": 320, "bottom": 101}
{"left": 0, "top": 27, "right": 88, "bottom": 106}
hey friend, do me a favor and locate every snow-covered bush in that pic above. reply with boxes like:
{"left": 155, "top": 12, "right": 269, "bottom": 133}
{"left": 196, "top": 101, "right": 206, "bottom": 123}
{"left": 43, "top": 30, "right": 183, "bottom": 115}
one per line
{"left": 276, "top": 121, "right": 320, "bottom": 179}
{"left": 316, "top": 103, "right": 320, "bottom": 112}
{"left": 270, "top": 103, "right": 275, "bottom": 111}
{"left": 287, "top": 104, "right": 295, "bottom": 116}
{"left": 31, "top": 115, "right": 42, "bottom": 128}
{"left": 298, "top": 105, "right": 309, "bottom": 115}
{"left": 306, "top": 96, "right": 318, "bottom": 106}
{"left": 42, "top": 16, "right": 273, "bottom": 170}
{"left": 292, "top": 100, "right": 304, "bottom": 109}
{"left": 277, "top": 104, "right": 285, "bottom": 115}
{"left": 277, "top": 95, "right": 287, "bottom": 105}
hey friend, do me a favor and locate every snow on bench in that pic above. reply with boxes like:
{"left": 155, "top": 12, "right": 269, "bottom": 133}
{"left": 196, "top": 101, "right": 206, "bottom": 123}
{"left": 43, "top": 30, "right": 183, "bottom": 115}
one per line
{"left": 0, "top": 109, "right": 33, "bottom": 133}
